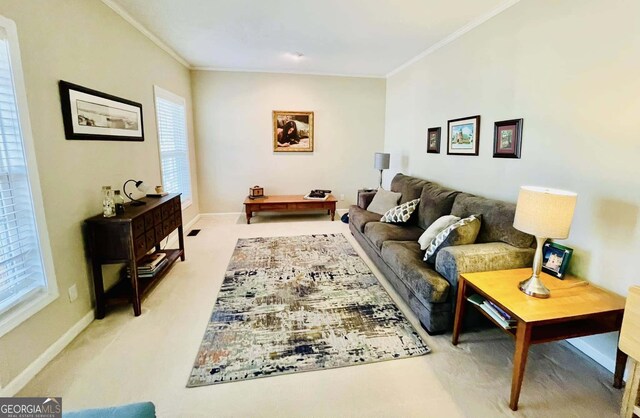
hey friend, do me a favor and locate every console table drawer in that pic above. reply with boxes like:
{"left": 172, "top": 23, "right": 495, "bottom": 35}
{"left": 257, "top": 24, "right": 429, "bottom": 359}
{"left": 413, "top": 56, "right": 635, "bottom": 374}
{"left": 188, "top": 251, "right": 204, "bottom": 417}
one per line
{"left": 294, "top": 203, "right": 325, "bottom": 209}
{"left": 133, "top": 218, "right": 145, "bottom": 237}
{"left": 256, "top": 204, "right": 288, "bottom": 210}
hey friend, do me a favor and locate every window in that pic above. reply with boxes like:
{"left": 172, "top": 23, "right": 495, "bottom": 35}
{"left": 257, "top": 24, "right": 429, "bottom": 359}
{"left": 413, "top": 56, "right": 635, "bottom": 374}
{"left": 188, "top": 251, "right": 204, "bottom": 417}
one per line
{"left": 154, "top": 86, "right": 192, "bottom": 208}
{"left": 0, "top": 16, "right": 58, "bottom": 336}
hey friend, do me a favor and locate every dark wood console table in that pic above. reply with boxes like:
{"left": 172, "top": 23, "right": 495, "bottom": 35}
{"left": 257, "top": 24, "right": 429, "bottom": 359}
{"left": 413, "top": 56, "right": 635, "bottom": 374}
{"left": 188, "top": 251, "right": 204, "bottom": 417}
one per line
{"left": 85, "top": 193, "right": 185, "bottom": 318}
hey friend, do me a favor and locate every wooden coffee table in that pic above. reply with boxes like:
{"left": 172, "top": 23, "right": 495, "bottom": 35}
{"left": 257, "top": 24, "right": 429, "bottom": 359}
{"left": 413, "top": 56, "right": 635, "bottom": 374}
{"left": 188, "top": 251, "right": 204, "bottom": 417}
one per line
{"left": 243, "top": 195, "right": 337, "bottom": 224}
{"left": 452, "top": 268, "right": 626, "bottom": 411}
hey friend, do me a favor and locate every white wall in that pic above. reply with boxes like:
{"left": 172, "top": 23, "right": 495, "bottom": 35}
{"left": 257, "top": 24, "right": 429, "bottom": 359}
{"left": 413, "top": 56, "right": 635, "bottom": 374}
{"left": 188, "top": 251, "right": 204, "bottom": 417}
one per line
{"left": 192, "top": 71, "right": 386, "bottom": 213}
{"left": 384, "top": 0, "right": 640, "bottom": 370}
{"left": 0, "top": 0, "right": 198, "bottom": 389}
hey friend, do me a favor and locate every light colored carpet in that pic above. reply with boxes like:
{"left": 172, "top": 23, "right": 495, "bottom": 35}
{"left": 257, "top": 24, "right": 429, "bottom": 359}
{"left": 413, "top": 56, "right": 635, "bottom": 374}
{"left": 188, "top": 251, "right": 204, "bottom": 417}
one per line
{"left": 188, "top": 234, "right": 428, "bottom": 387}
{"left": 18, "top": 213, "right": 622, "bottom": 417}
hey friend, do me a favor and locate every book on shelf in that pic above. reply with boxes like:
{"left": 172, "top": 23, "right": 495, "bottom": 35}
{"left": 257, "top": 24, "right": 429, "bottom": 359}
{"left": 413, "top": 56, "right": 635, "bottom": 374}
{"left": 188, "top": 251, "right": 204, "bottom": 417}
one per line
{"left": 466, "top": 293, "right": 516, "bottom": 329}
{"left": 126, "top": 253, "right": 169, "bottom": 278}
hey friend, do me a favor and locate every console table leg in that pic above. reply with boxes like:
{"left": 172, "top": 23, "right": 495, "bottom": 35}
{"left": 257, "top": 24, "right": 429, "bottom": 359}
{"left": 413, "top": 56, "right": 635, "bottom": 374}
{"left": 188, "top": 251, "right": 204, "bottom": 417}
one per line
{"left": 92, "top": 261, "right": 106, "bottom": 319}
{"left": 178, "top": 225, "right": 185, "bottom": 261}
{"left": 330, "top": 209, "right": 335, "bottom": 221}
{"left": 245, "top": 208, "right": 252, "bottom": 224}
{"left": 129, "top": 262, "right": 142, "bottom": 316}
{"left": 510, "top": 322, "right": 532, "bottom": 411}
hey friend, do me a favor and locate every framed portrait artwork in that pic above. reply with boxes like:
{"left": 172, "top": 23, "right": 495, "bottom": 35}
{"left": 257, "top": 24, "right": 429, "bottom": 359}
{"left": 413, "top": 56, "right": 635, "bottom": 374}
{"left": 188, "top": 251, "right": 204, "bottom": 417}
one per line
{"left": 59, "top": 80, "right": 144, "bottom": 141}
{"left": 447, "top": 115, "right": 480, "bottom": 156}
{"left": 427, "top": 127, "right": 441, "bottom": 153}
{"left": 273, "top": 111, "right": 314, "bottom": 152}
{"left": 541, "top": 241, "right": 573, "bottom": 279}
{"left": 493, "top": 118, "right": 523, "bottom": 158}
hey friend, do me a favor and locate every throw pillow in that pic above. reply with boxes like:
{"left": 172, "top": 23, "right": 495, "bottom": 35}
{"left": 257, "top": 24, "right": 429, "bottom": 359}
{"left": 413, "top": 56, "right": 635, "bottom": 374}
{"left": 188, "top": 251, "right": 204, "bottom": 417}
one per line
{"left": 418, "top": 215, "right": 461, "bottom": 250}
{"left": 367, "top": 189, "right": 402, "bottom": 215}
{"left": 424, "top": 214, "right": 482, "bottom": 263}
{"left": 381, "top": 198, "right": 420, "bottom": 223}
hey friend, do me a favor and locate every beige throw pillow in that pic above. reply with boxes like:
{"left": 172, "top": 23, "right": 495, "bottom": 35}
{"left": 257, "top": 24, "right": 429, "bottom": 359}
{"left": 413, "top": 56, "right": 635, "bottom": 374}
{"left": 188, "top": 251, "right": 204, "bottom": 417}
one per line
{"left": 424, "top": 214, "right": 482, "bottom": 264}
{"left": 367, "top": 189, "right": 401, "bottom": 215}
{"left": 418, "top": 215, "right": 461, "bottom": 250}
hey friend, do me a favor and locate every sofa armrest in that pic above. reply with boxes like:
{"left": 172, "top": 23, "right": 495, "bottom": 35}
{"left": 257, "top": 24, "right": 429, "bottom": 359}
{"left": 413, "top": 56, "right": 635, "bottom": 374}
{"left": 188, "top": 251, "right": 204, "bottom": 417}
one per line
{"left": 434, "top": 242, "right": 535, "bottom": 289}
{"left": 358, "top": 191, "right": 377, "bottom": 209}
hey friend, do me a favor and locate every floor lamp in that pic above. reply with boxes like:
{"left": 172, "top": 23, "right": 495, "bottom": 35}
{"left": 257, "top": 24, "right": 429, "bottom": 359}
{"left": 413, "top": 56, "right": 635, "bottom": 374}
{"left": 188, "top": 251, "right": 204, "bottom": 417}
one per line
{"left": 374, "top": 153, "right": 390, "bottom": 189}
{"left": 513, "top": 186, "right": 577, "bottom": 298}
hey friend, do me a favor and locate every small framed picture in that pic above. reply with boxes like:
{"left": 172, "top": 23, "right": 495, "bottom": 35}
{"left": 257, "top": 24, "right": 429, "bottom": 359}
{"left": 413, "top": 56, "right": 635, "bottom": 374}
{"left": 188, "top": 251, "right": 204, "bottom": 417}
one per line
{"left": 447, "top": 115, "right": 480, "bottom": 156}
{"left": 427, "top": 127, "right": 441, "bottom": 153}
{"left": 542, "top": 241, "right": 573, "bottom": 279}
{"left": 273, "top": 111, "right": 314, "bottom": 152}
{"left": 493, "top": 119, "right": 523, "bottom": 158}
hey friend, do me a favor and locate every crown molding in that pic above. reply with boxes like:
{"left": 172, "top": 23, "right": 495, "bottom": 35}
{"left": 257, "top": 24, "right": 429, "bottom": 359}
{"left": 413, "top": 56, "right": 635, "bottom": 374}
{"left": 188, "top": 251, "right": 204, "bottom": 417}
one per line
{"left": 386, "top": 0, "right": 521, "bottom": 78}
{"left": 101, "top": 0, "right": 192, "bottom": 69}
{"left": 191, "top": 66, "right": 386, "bottom": 79}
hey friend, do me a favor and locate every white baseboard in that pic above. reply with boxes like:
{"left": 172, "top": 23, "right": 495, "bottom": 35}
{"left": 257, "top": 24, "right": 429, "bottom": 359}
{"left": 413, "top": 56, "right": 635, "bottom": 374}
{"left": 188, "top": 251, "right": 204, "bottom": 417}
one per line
{"left": 567, "top": 339, "right": 615, "bottom": 374}
{"left": 0, "top": 310, "right": 94, "bottom": 396}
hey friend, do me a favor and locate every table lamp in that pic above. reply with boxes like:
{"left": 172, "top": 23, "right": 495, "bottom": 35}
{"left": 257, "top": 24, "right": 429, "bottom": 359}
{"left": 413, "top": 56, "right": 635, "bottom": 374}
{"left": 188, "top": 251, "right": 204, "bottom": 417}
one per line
{"left": 513, "top": 186, "right": 577, "bottom": 298}
{"left": 374, "top": 152, "right": 390, "bottom": 189}
{"left": 123, "top": 179, "right": 150, "bottom": 206}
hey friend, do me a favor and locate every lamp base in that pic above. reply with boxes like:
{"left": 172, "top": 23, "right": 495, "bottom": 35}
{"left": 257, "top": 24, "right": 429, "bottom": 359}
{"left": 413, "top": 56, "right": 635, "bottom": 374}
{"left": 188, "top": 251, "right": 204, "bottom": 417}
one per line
{"left": 518, "top": 275, "right": 550, "bottom": 298}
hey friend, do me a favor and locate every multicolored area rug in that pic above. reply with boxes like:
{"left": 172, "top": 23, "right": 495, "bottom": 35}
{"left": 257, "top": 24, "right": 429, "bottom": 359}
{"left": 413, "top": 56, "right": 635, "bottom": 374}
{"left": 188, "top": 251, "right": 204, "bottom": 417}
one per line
{"left": 187, "top": 233, "right": 429, "bottom": 387}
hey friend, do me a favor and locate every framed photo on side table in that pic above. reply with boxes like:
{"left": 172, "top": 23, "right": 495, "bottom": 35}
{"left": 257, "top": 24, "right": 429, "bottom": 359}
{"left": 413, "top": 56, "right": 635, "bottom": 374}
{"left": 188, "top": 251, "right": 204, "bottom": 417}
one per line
{"left": 59, "top": 80, "right": 144, "bottom": 141}
{"left": 447, "top": 115, "right": 480, "bottom": 156}
{"left": 427, "top": 127, "right": 441, "bottom": 153}
{"left": 493, "top": 118, "right": 523, "bottom": 158}
{"left": 542, "top": 241, "right": 573, "bottom": 279}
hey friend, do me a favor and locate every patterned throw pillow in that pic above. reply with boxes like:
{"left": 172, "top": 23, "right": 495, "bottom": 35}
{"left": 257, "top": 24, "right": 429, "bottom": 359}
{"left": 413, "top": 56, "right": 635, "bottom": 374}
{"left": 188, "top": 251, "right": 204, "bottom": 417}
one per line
{"left": 381, "top": 198, "right": 421, "bottom": 223}
{"left": 424, "top": 214, "right": 482, "bottom": 263}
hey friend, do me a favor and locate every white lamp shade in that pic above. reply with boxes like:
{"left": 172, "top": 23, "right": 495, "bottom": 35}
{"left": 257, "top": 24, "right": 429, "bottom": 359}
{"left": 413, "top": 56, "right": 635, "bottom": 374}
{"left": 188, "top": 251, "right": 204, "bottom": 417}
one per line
{"left": 374, "top": 153, "right": 390, "bottom": 170}
{"left": 513, "top": 186, "right": 577, "bottom": 239}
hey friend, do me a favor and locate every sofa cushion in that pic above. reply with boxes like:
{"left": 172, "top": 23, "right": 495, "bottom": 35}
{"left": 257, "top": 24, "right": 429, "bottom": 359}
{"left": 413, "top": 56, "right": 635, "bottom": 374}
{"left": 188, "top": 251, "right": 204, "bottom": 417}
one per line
{"left": 364, "top": 222, "right": 424, "bottom": 250}
{"left": 417, "top": 183, "right": 459, "bottom": 230}
{"left": 390, "top": 173, "right": 430, "bottom": 204}
{"left": 349, "top": 205, "right": 382, "bottom": 233}
{"left": 367, "top": 189, "right": 401, "bottom": 215}
{"left": 418, "top": 215, "right": 461, "bottom": 250}
{"left": 451, "top": 193, "right": 534, "bottom": 248}
{"left": 381, "top": 198, "right": 420, "bottom": 223}
{"left": 425, "top": 214, "right": 482, "bottom": 263}
{"left": 381, "top": 241, "right": 450, "bottom": 304}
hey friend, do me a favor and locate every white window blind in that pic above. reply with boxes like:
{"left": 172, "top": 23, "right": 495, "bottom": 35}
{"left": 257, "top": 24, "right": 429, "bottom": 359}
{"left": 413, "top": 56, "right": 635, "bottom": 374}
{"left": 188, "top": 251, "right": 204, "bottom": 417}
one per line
{"left": 154, "top": 86, "right": 192, "bottom": 207}
{"left": 0, "top": 32, "right": 47, "bottom": 314}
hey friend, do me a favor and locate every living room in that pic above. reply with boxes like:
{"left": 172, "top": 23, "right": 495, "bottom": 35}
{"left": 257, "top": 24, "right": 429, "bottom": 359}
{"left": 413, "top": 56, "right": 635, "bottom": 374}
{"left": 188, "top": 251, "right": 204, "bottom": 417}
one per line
{"left": 0, "top": 0, "right": 638, "bottom": 417}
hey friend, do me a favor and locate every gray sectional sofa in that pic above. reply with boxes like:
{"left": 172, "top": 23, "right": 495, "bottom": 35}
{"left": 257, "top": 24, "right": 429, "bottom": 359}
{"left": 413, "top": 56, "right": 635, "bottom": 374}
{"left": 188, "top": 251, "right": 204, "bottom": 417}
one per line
{"left": 349, "top": 173, "right": 536, "bottom": 334}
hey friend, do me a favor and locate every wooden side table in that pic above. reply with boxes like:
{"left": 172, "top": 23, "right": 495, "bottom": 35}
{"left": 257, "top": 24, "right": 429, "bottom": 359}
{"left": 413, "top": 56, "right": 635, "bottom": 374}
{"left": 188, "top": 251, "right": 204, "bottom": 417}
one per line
{"left": 452, "top": 268, "right": 626, "bottom": 411}
{"left": 620, "top": 286, "right": 640, "bottom": 418}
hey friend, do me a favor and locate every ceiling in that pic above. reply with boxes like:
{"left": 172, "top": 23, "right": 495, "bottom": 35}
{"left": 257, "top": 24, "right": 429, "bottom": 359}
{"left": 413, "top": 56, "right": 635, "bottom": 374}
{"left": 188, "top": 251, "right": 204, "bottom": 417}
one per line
{"left": 108, "top": 0, "right": 515, "bottom": 77}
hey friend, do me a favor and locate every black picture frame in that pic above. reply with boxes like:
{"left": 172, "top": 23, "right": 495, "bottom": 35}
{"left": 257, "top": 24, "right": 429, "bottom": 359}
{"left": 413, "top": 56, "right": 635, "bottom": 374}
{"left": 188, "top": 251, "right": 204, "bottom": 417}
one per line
{"left": 59, "top": 80, "right": 144, "bottom": 141}
{"left": 493, "top": 118, "right": 523, "bottom": 158}
{"left": 427, "top": 127, "right": 441, "bottom": 153}
{"left": 541, "top": 241, "right": 573, "bottom": 279}
{"left": 447, "top": 115, "right": 480, "bottom": 156}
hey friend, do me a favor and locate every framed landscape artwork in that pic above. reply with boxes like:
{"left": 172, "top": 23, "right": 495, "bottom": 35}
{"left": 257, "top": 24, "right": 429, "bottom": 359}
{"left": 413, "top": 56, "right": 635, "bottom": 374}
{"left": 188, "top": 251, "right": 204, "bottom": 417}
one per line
{"left": 273, "top": 111, "right": 314, "bottom": 152}
{"left": 493, "top": 118, "right": 523, "bottom": 158}
{"left": 427, "top": 127, "right": 441, "bottom": 153}
{"left": 447, "top": 115, "right": 480, "bottom": 156}
{"left": 59, "top": 80, "right": 144, "bottom": 141}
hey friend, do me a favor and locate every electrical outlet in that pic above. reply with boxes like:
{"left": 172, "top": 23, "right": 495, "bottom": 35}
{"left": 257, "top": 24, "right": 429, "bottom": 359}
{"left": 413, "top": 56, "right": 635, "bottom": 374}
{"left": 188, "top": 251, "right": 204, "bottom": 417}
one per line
{"left": 68, "top": 284, "right": 78, "bottom": 302}
{"left": 340, "top": 194, "right": 345, "bottom": 201}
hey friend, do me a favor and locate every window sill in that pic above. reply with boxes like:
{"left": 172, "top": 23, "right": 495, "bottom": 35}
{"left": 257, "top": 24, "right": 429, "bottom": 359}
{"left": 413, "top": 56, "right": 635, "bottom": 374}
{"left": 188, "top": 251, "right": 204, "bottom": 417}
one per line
{"left": 181, "top": 199, "right": 193, "bottom": 211}
{"left": 0, "top": 290, "right": 59, "bottom": 338}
